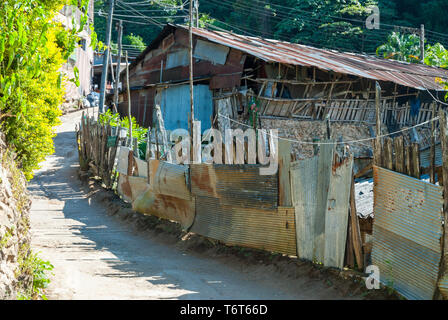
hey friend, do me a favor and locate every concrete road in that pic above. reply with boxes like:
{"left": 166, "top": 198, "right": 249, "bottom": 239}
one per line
{"left": 28, "top": 108, "right": 359, "bottom": 300}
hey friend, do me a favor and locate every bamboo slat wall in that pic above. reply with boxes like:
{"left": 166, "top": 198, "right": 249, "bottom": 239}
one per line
{"left": 247, "top": 93, "right": 439, "bottom": 127}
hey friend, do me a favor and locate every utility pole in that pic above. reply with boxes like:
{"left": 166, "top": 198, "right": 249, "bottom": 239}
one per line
{"left": 374, "top": 81, "right": 382, "bottom": 167}
{"left": 420, "top": 24, "right": 425, "bottom": 63}
{"left": 113, "top": 20, "right": 123, "bottom": 113}
{"left": 125, "top": 51, "right": 133, "bottom": 149}
{"left": 189, "top": 0, "right": 194, "bottom": 163}
{"left": 98, "top": 0, "right": 114, "bottom": 116}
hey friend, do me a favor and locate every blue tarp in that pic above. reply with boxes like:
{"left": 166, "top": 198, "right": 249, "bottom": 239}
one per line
{"left": 161, "top": 84, "right": 212, "bottom": 133}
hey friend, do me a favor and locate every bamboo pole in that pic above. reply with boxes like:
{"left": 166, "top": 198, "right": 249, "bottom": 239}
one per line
{"left": 125, "top": 51, "right": 133, "bottom": 150}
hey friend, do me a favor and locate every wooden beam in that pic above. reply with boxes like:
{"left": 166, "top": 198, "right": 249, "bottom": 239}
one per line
{"left": 384, "top": 137, "right": 394, "bottom": 170}
{"left": 394, "top": 136, "right": 405, "bottom": 174}
{"left": 374, "top": 82, "right": 382, "bottom": 167}
{"left": 431, "top": 102, "right": 436, "bottom": 184}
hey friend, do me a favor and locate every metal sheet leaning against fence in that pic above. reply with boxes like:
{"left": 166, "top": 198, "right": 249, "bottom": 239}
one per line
{"left": 290, "top": 143, "right": 353, "bottom": 269}
{"left": 190, "top": 164, "right": 278, "bottom": 209}
{"left": 371, "top": 166, "right": 444, "bottom": 300}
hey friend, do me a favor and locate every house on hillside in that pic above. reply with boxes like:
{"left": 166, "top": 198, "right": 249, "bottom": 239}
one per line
{"left": 117, "top": 23, "right": 448, "bottom": 167}
{"left": 55, "top": 2, "right": 95, "bottom": 110}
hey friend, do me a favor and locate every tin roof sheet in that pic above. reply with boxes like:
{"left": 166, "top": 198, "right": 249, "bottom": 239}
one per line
{"left": 145, "top": 24, "right": 448, "bottom": 91}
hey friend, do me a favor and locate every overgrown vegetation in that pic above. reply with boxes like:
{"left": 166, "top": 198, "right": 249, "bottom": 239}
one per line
{"left": 0, "top": 0, "right": 97, "bottom": 180}
{"left": 99, "top": 109, "right": 148, "bottom": 158}
{"left": 377, "top": 31, "right": 448, "bottom": 68}
{"left": 16, "top": 244, "right": 54, "bottom": 300}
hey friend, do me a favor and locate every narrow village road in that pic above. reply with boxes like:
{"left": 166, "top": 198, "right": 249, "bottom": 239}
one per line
{"left": 28, "top": 108, "right": 359, "bottom": 300}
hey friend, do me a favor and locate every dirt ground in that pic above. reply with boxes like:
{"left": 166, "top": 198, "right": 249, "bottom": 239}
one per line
{"left": 28, "top": 108, "right": 398, "bottom": 300}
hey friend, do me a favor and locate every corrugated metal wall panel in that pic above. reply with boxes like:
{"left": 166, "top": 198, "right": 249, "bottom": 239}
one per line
{"left": 323, "top": 156, "right": 353, "bottom": 269}
{"left": 291, "top": 156, "right": 319, "bottom": 260}
{"left": 191, "top": 196, "right": 296, "bottom": 256}
{"left": 161, "top": 84, "right": 212, "bottom": 133}
{"left": 191, "top": 164, "right": 278, "bottom": 209}
{"left": 372, "top": 166, "right": 444, "bottom": 300}
{"left": 150, "top": 160, "right": 191, "bottom": 200}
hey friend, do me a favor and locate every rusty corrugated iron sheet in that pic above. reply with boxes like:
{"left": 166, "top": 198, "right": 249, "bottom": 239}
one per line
{"left": 173, "top": 25, "right": 448, "bottom": 91}
{"left": 149, "top": 160, "right": 191, "bottom": 200}
{"left": 191, "top": 196, "right": 296, "bottom": 255}
{"left": 133, "top": 189, "right": 196, "bottom": 230}
{"left": 190, "top": 164, "right": 278, "bottom": 209}
{"left": 117, "top": 175, "right": 150, "bottom": 203}
{"left": 372, "top": 166, "right": 444, "bottom": 300}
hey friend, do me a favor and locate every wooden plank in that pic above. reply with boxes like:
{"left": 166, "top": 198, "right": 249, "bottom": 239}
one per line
{"left": 278, "top": 140, "right": 292, "bottom": 207}
{"left": 374, "top": 82, "right": 382, "bottom": 166}
{"left": 405, "top": 145, "right": 413, "bottom": 177}
{"left": 411, "top": 142, "right": 421, "bottom": 179}
{"left": 438, "top": 109, "right": 448, "bottom": 299}
{"left": 394, "top": 136, "right": 405, "bottom": 174}
{"left": 430, "top": 102, "right": 436, "bottom": 184}
{"left": 384, "top": 137, "right": 394, "bottom": 170}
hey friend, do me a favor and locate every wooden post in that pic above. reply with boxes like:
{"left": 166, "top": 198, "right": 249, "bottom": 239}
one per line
{"left": 384, "top": 137, "right": 394, "bottom": 170}
{"left": 146, "top": 126, "right": 151, "bottom": 184}
{"left": 405, "top": 144, "right": 412, "bottom": 177}
{"left": 430, "top": 102, "right": 436, "bottom": 184}
{"left": 394, "top": 136, "right": 405, "bottom": 174}
{"left": 278, "top": 140, "right": 292, "bottom": 207}
{"left": 438, "top": 109, "right": 448, "bottom": 299}
{"left": 189, "top": 0, "right": 195, "bottom": 163}
{"left": 350, "top": 175, "right": 363, "bottom": 270}
{"left": 125, "top": 51, "right": 133, "bottom": 150}
{"left": 411, "top": 142, "right": 420, "bottom": 179}
{"left": 374, "top": 81, "right": 382, "bottom": 167}
{"left": 113, "top": 20, "right": 123, "bottom": 111}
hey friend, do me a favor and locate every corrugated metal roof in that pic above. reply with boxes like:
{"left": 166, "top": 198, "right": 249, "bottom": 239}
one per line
{"left": 169, "top": 24, "right": 448, "bottom": 91}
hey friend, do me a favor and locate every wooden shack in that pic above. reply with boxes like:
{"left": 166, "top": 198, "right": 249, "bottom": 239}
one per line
{"left": 116, "top": 23, "right": 448, "bottom": 163}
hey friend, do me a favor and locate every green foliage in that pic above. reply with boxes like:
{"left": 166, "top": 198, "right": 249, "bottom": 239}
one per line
{"left": 16, "top": 246, "right": 54, "bottom": 300}
{"left": 124, "top": 33, "right": 146, "bottom": 51}
{"left": 0, "top": 0, "right": 96, "bottom": 180}
{"left": 94, "top": 0, "right": 448, "bottom": 57}
{"left": 99, "top": 110, "right": 148, "bottom": 155}
{"left": 425, "top": 43, "right": 448, "bottom": 69}
{"left": 376, "top": 31, "right": 421, "bottom": 62}
{"left": 377, "top": 31, "right": 448, "bottom": 70}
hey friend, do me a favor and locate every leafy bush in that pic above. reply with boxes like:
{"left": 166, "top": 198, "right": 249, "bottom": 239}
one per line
{"left": 16, "top": 246, "right": 54, "bottom": 300}
{"left": 0, "top": 0, "right": 95, "bottom": 180}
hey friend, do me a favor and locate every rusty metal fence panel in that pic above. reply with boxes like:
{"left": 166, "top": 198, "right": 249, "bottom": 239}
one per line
{"left": 191, "top": 196, "right": 296, "bottom": 255}
{"left": 372, "top": 166, "right": 444, "bottom": 300}
{"left": 191, "top": 164, "right": 278, "bottom": 210}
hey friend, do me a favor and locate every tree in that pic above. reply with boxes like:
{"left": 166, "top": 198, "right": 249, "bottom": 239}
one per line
{"left": 124, "top": 33, "right": 146, "bottom": 51}
{"left": 376, "top": 32, "right": 421, "bottom": 62}
{"left": 0, "top": 0, "right": 96, "bottom": 179}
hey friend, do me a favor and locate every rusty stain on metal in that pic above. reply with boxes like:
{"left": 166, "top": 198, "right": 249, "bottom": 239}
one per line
{"left": 163, "top": 25, "right": 448, "bottom": 91}
{"left": 191, "top": 164, "right": 278, "bottom": 209}
{"left": 372, "top": 166, "right": 444, "bottom": 300}
{"left": 150, "top": 160, "right": 191, "bottom": 200}
{"left": 191, "top": 196, "right": 296, "bottom": 256}
{"left": 133, "top": 188, "right": 196, "bottom": 230}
